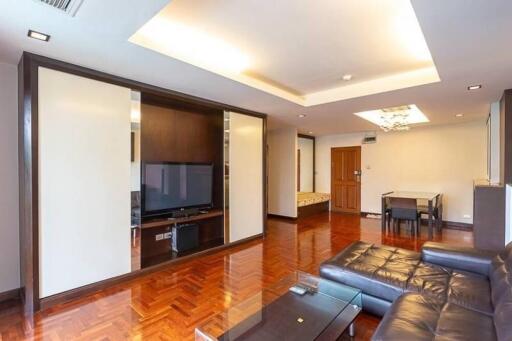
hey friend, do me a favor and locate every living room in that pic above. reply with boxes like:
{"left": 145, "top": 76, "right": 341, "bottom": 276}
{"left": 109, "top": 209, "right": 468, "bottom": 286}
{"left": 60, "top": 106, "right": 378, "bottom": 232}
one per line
{"left": 0, "top": 1, "right": 511, "bottom": 340}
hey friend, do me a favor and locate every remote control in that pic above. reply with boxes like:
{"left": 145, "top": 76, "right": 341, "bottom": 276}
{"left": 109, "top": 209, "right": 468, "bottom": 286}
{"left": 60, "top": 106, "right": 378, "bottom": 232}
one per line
{"left": 289, "top": 285, "right": 307, "bottom": 295}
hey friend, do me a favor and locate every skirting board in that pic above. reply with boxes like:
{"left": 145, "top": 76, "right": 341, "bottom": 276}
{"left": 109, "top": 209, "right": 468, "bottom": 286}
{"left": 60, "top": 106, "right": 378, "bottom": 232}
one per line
{"left": 0, "top": 288, "right": 20, "bottom": 304}
{"left": 39, "top": 233, "right": 263, "bottom": 310}
{"left": 267, "top": 213, "right": 297, "bottom": 220}
{"left": 361, "top": 212, "right": 473, "bottom": 231}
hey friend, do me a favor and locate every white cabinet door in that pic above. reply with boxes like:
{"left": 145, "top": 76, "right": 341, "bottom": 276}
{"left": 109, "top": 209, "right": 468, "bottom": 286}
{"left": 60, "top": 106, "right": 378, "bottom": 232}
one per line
{"left": 228, "top": 112, "right": 264, "bottom": 243}
{"left": 38, "top": 67, "right": 131, "bottom": 297}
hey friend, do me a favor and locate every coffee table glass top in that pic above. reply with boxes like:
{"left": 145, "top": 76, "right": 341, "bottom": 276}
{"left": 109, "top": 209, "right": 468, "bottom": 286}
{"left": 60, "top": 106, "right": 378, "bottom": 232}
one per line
{"left": 195, "top": 271, "right": 362, "bottom": 341}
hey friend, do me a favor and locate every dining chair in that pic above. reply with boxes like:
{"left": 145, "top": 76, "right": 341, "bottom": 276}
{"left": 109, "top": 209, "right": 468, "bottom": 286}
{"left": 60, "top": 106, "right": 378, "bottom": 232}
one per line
{"left": 418, "top": 194, "right": 443, "bottom": 231}
{"left": 389, "top": 197, "right": 421, "bottom": 236}
{"left": 382, "top": 192, "right": 393, "bottom": 231}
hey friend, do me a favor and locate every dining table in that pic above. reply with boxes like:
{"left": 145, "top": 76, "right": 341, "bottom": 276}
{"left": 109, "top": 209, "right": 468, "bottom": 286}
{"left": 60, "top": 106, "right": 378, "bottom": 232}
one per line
{"left": 381, "top": 191, "right": 442, "bottom": 239}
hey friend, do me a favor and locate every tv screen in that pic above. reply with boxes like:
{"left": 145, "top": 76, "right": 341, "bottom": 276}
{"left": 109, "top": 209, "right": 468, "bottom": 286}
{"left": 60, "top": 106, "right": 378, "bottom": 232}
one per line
{"left": 142, "top": 162, "right": 213, "bottom": 216}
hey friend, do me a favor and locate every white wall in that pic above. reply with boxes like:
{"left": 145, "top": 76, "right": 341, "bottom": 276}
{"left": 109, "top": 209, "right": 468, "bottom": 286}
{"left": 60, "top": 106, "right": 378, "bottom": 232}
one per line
{"left": 489, "top": 101, "right": 501, "bottom": 184}
{"left": 268, "top": 127, "right": 297, "bottom": 217}
{"left": 298, "top": 137, "right": 314, "bottom": 192}
{"left": 38, "top": 68, "right": 131, "bottom": 297}
{"left": 0, "top": 63, "right": 20, "bottom": 293}
{"left": 316, "top": 121, "right": 487, "bottom": 224}
{"left": 228, "top": 112, "right": 263, "bottom": 242}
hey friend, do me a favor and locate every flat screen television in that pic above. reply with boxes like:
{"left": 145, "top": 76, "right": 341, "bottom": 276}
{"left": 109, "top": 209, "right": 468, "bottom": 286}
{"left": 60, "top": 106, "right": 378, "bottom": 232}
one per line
{"left": 141, "top": 162, "right": 213, "bottom": 217}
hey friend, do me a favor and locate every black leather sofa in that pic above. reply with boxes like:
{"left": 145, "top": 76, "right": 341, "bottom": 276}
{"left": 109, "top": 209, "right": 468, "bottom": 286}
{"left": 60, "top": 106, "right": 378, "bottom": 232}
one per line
{"left": 319, "top": 241, "right": 512, "bottom": 341}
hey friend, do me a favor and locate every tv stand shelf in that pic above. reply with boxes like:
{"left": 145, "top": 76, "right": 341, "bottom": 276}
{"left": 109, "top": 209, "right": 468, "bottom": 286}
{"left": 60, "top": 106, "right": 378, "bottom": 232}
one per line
{"left": 141, "top": 209, "right": 224, "bottom": 229}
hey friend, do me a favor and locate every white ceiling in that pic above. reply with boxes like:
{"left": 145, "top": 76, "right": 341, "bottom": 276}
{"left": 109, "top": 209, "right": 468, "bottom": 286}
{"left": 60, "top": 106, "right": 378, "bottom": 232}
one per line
{"left": 129, "top": 0, "right": 439, "bottom": 106}
{"left": 0, "top": 0, "right": 511, "bottom": 135}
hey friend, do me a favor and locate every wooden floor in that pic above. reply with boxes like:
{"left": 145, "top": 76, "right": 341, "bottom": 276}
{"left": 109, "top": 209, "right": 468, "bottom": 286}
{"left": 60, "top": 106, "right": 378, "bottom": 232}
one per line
{"left": 0, "top": 212, "right": 473, "bottom": 340}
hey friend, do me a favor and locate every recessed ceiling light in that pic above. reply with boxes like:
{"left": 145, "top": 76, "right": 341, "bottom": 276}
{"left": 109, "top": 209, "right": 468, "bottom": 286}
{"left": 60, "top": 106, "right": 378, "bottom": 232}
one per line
{"left": 28, "top": 30, "right": 50, "bottom": 42}
{"left": 342, "top": 74, "right": 353, "bottom": 81}
{"left": 308, "top": 131, "right": 313, "bottom": 134}
{"left": 455, "top": 113, "right": 464, "bottom": 117}
{"left": 298, "top": 114, "right": 307, "bottom": 118}
{"left": 467, "top": 84, "right": 482, "bottom": 90}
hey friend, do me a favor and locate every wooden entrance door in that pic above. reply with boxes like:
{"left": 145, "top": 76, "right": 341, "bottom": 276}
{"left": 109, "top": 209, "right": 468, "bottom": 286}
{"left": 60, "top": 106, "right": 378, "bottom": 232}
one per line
{"left": 331, "top": 146, "right": 361, "bottom": 213}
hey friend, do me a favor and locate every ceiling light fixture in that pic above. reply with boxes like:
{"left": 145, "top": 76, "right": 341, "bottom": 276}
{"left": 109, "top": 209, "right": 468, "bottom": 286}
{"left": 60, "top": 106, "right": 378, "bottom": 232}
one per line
{"left": 455, "top": 113, "right": 464, "bottom": 117}
{"left": 354, "top": 104, "right": 429, "bottom": 132}
{"left": 467, "top": 84, "right": 482, "bottom": 90}
{"left": 28, "top": 29, "right": 50, "bottom": 42}
{"left": 342, "top": 74, "right": 353, "bottom": 81}
{"left": 308, "top": 131, "right": 313, "bottom": 134}
{"left": 298, "top": 114, "right": 307, "bottom": 118}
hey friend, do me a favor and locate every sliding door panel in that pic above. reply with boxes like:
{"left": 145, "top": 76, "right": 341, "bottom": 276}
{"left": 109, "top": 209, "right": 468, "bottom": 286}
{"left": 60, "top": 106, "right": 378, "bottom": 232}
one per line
{"left": 38, "top": 67, "right": 131, "bottom": 298}
{"left": 228, "top": 112, "right": 263, "bottom": 243}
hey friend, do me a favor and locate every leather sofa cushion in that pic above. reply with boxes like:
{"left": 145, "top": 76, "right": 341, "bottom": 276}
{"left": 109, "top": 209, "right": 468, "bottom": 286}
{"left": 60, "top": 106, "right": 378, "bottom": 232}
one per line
{"left": 320, "top": 241, "right": 493, "bottom": 315}
{"left": 320, "top": 241, "right": 421, "bottom": 303}
{"left": 408, "top": 263, "right": 493, "bottom": 315}
{"left": 490, "top": 243, "right": 512, "bottom": 341}
{"left": 372, "top": 293, "right": 497, "bottom": 341}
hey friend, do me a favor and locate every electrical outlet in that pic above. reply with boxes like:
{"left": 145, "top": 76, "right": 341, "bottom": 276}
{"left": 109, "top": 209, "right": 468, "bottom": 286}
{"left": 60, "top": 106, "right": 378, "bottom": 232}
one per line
{"left": 155, "top": 233, "right": 164, "bottom": 241}
{"left": 163, "top": 232, "right": 172, "bottom": 239}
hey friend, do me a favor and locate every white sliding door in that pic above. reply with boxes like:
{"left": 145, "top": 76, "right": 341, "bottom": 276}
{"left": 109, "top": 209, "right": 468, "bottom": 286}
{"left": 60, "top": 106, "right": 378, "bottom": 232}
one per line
{"left": 228, "top": 112, "right": 264, "bottom": 243}
{"left": 38, "top": 67, "right": 131, "bottom": 297}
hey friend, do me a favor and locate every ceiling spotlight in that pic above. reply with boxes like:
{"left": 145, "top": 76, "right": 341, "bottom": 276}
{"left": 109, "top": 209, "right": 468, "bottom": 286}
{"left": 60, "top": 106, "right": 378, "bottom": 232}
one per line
{"left": 342, "top": 74, "right": 353, "bottom": 81}
{"left": 298, "top": 114, "right": 307, "bottom": 118}
{"left": 455, "top": 113, "right": 464, "bottom": 117}
{"left": 467, "top": 84, "right": 482, "bottom": 91}
{"left": 28, "top": 30, "right": 50, "bottom": 42}
{"left": 308, "top": 131, "right": 314, "bottom": 134}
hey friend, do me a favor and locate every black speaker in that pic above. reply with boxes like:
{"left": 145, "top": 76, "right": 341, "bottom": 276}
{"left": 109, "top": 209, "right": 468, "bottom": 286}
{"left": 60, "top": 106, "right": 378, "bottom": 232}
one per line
{"left": 171, "top": 223, "right": 199, "bottom": 252}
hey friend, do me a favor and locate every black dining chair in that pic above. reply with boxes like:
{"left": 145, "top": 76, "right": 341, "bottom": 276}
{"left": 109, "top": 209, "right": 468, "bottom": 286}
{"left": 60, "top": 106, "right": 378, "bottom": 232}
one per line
{"left": 382, "top": 192, "right": 393, "bottom": 231}
{"left": 418, "top": 194, "right": 443, "bottom": 231}
{"left": 389, "top": 197, "right": 421, "bottom": 236}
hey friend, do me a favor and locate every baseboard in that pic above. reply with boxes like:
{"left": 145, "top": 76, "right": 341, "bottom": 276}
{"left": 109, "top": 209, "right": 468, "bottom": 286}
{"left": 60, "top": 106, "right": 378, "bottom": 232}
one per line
{"left": 362, "top": 212, "right": 473, "bottom": 231}
{"left": 39, "top": 233, "right": 263, "bottom": 311}
{"left": 441, "top": 220, "right": 473, "bottom": 231}
{"left": 0, "top": 288, "right": 20, "bottom": 304}
{"left": 268, "top": 213, "right": 297, "bottom": 220}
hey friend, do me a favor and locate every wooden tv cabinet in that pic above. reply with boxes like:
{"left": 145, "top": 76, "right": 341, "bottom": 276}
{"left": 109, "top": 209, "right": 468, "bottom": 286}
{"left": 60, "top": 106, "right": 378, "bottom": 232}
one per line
{"left": 140, "top": 209, "right": 224, "bottom": 268}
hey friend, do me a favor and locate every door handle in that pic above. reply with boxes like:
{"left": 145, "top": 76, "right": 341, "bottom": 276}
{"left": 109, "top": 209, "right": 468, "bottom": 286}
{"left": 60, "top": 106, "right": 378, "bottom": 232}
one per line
{"left": 354, "top": 170, "right": 361, "bottom": 182}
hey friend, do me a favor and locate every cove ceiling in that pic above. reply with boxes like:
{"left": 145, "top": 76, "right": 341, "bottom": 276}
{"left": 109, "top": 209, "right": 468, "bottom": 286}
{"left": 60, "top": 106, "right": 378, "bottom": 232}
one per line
{"left": 1, "top": 0, "right": 512, "bottom": 134}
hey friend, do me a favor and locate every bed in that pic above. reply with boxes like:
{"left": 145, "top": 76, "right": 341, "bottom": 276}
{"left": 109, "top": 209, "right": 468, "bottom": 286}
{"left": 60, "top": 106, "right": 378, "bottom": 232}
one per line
{"left": 297, "top": 192, "right": 330, "bottom": 218}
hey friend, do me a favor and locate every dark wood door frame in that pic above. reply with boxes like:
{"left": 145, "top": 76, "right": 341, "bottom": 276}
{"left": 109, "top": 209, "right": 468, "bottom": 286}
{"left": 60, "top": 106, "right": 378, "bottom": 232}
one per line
{"left": 297, "top": 134, "right": 315, "bottom": 192}
{"left": 297, "top": 149, "right": 301, "bottom": 191}
{"left": 18, "top": 52, "right": 268, "bottom": 314}
{"left": 330, "top": 146, "right": 361, "bottom": 214}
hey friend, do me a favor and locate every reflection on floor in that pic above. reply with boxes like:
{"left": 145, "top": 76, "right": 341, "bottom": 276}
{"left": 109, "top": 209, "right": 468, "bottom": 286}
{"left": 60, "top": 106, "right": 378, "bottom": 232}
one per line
{"left": 0, "top": 212, "right": 473, "bottom": 340}
{"left": 131, "top": 227, "right": 141, "bottom": 271}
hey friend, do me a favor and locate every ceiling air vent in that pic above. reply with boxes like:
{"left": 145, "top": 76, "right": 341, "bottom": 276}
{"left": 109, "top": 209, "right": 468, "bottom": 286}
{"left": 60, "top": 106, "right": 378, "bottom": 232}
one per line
{"left": 362, "top": 132, "right": 377, "bottom": 144}
{"left": 33, "top": 0, "right": 85, "bottom": 17}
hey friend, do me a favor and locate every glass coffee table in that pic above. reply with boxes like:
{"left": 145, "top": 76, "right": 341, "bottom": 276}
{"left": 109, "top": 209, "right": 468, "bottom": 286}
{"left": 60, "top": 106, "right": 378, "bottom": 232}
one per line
{"left": 195, "top": 271, "right": 362, "bottom": 341}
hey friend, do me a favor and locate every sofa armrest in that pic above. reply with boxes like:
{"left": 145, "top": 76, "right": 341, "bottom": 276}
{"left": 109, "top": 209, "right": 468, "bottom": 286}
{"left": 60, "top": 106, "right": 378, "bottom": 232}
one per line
{"left": 421, "top": 242, "right": 496, "bottom": 277}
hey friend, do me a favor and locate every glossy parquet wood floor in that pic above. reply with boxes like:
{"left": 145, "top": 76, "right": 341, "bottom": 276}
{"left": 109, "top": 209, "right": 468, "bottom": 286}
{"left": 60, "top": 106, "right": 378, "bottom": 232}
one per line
{"left": 0, "top": 213, "right": 473, "bottom": 340}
